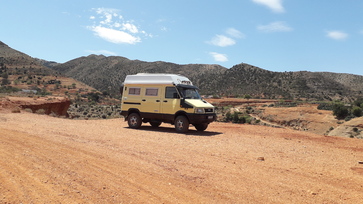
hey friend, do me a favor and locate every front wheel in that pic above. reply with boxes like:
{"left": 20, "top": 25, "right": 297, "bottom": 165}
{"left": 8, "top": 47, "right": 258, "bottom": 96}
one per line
{"left": 128, "top": 113, "right": 142, "bottom": 129}
{"left": 175, "top": 115, "right": 189, "bottom": 133}
{"left": 194, "top": 123, "right": 208, "bottom": 131}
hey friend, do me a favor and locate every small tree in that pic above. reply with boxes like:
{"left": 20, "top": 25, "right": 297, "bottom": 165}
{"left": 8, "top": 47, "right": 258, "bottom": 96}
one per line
{"left": 225, "top": 111, "right": 232, "bottom": 122}
{"left": 1, "top": 78, "right": 10, "bottom": 86}
{"left": 232, "top": 112, "right": 239, "bottom": 123}
{"left": 1, "top": 73, "right": 8, "bottom": 78}
{"left": 332, "top": 102, "right": 349, "bottom": 119}
{"left": 244, "top": 94, "right": 252, "bottom": 100}
{"left": 354, "top": 97, "right": 363, "bottom": 107}
{"left": 352, "top": 106, "right": 362, "bottom": 117}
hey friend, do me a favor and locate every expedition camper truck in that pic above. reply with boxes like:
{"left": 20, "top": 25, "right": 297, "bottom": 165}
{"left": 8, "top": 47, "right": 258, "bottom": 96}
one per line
{"left": 120, "top": 73, "right": 216, "bottom": 132}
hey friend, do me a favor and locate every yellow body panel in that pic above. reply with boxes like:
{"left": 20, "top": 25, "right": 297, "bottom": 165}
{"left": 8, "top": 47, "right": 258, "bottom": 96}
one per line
{"left": 121, "top": 84, "right": 213, "bottom": 115}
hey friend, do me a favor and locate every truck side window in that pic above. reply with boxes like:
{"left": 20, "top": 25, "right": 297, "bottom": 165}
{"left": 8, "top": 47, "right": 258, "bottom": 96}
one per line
{"left": 165, "top": 87, "right": 179, "bottom": 99}
{"left": 145, "top": 88, "right": 158, "bottom": 96}
{"left": 129, "top": 87, "right": 141, "bottom": 95}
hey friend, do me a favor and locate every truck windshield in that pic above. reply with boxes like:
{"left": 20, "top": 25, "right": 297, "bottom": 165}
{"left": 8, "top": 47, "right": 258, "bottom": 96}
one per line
{"left": 178, "top": 88, "right": 201, "bottom": 99}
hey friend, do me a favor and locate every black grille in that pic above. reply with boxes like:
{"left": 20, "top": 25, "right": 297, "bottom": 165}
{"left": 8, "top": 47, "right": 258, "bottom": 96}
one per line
{"left": 205, "top": 108, "right": 214, "bottom": 113}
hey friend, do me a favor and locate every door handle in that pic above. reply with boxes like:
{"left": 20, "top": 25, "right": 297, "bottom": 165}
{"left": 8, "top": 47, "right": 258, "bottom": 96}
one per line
{"left": 156, "top": 100, "right": 160, "bottom": 102}
{"left": 163, "top": 100, "right": 168, "bottom": 102}
{"left": 142, "top": 99, "right": 146, "bottom": 101}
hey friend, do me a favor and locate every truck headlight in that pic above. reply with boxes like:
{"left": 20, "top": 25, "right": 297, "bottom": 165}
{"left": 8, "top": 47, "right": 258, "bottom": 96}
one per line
{"left": 195, "top": 108, "right": 205, "bottom": 114}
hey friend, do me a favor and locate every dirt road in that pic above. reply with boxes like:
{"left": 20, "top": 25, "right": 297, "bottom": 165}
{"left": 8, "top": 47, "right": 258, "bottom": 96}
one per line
{"left": 1, "top": 112, "right": 363, "bottom": 203}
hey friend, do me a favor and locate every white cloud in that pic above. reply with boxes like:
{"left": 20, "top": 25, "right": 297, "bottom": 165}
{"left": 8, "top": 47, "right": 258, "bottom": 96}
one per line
{"left": 208, "top": 35, "right": 236, "bottom": 47}
{"left": 257, "top": 21, "right": 292, "bottom": 32}
{"left": 89, "top": 26, "right": 141, "bottom": 44}
{"left": 252, "top": 0, "right": 285, "bottom": 13}
{"left": 122, "top": 23, "right": 139, "bottom": 33}
{"left": 89, "top": 7, "right": 149, "bottom": 45}
{"left": 209, "top": 52, "right": 228, "bottom": 62}
{"left": 226, "top": 28, "right": 245, "bottom": 38}
{"left": 86, "top": 49, "right": 117, "bottom": 56}
{"left": 326, "top": 30, "right": 348, "bottom": 40}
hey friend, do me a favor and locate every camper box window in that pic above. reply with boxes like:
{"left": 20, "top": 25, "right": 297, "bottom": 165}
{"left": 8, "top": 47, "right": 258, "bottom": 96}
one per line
{"left": 129, "top": 87, "right": 141, "bottom": 95}
{"left": 145, "top": 88, "right": 158, "bottom": 96}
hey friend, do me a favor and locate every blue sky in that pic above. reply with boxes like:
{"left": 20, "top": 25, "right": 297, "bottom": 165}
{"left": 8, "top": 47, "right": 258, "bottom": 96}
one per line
{"left": 2, "top": 0, "right": 363, "bottom": 76}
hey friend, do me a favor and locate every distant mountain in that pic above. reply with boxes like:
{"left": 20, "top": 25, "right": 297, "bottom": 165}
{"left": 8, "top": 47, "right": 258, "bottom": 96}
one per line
{"left": 51, "top": 54, "right": 226, "bottom": 96}
{"left": 1, "top": 41, "right": 363, "bottom": 101}
{"left": 51, "top": 54, "right": 363, "bottom": 101}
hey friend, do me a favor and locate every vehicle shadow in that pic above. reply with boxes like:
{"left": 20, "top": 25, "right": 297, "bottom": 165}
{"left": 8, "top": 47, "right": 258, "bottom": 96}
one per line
{"left": 124, "top": 126, "right": 222, "bottom": 137}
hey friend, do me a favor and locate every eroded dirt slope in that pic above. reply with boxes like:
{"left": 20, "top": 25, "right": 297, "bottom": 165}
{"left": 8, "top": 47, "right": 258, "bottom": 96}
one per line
{"left": 1, "top": 112, "right": 363, "bottom": 203}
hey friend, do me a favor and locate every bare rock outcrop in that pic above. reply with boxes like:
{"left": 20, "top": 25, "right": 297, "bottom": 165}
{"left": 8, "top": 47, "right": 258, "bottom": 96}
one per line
{"left": 20, "top": 99, "right": 70, "bottom": 116}
{"left": 0, "top": 96, "right": 70, "bottom": 116}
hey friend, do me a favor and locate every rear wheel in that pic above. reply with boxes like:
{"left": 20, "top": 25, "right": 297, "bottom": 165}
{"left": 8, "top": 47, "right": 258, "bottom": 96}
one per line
{"left": 128, "top": 113, "right": 142, "bottom": 129}
{"left": 175, "top": 115, "right": 189, "bottom": 133}
{"left": 150, "top": 121, "right": 162, "bottom": 127}
{"left": 194, "top": 123, "right": 208, "bottom": 131}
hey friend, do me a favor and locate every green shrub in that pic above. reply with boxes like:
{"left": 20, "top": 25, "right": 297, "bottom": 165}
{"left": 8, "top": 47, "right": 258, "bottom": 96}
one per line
{"left": 354, "top": 97, "right": 363, "bottom": 107}
{"left": 317, "top": 103, "right": 333, "bottom": 110}
{"left": 332, "top": 102, "right": 349, "bottom": 119}
{"left": 0, "top": 86, "right": 21, "bottom": 93}
{"left": 23, "top": 108, "right": 33, "bottom": 113}
{"left": 225, "top": 111, "right": 231, "bottom": 122}
{"left": 352, "top": 106, "right": 362, "bottom": 117}
{"left": 232, "top": 112, "right": 239, "bottom": 123}
{"left": 35, "top": 109, "right": 46, "bottom": 114}
{"left": 11, "top": 108, "right": 21, "bottom": 113}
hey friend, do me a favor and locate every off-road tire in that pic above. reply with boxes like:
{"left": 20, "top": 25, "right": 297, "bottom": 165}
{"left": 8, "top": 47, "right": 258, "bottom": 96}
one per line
{"left": 128, "top": 113, "right": 142, "bottom": 129}
{"left": 175, "top": 115, "right": 189, "bottom": 133}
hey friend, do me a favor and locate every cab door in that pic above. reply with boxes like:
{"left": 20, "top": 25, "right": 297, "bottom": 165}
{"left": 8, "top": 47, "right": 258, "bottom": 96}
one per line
{"left": 161, "top": 86, "right": 181, "bottom": 116}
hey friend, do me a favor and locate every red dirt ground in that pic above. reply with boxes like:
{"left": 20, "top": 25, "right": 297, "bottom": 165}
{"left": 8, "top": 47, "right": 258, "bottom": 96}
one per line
{"left": 1, "top": 105, "right": 363, "bottom": 203}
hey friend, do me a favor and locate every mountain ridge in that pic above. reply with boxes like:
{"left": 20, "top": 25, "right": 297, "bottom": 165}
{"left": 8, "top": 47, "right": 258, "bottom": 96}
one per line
{"left": 1, "top": 41, "right": 362, "bottom": 101}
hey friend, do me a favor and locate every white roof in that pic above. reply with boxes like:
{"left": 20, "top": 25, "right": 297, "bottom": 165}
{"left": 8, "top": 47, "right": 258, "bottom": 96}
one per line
{"left": 124, "top": 73, "right": 193, "bottom": 85}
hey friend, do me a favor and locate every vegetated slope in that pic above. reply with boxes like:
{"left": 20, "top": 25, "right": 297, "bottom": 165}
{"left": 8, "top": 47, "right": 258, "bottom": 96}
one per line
{"left": 219, "top": 64, "right": 359, "bottom": 101}
{"left": 0, "top": 41, "right": 96, "bottom": 98}
{"left": 2, "top": 40, "right": 362, "bottom": 101}
{"left": 52, "top": 54, "right": 363, "bottom": 101}
{"left": 51, "top": 54, "right": 226, "bottom": 96}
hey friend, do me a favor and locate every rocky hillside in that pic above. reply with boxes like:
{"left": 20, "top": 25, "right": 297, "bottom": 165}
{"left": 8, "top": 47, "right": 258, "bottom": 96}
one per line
{"left": 52, "top": 54, "right": 363, "bottom": 101}
{"left": 0, "top": 41, "right": 46, "bottom": 69}
{"left": 2, "top": 41, "right": 363, "bottom": 102}
{"left": 50, "top": 54, "right": 226, "bottom": 96}
{"left": 0, "top": 41, "right": 98, "bottom": 103}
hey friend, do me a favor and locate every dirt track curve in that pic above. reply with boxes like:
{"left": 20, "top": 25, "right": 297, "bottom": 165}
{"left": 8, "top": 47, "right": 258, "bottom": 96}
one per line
{"left": 1, "top": 112, "right": 363, "bottom": 203}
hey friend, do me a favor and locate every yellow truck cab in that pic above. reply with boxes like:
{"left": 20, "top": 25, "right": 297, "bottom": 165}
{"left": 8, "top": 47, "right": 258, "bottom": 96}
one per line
{"left": 120, "top": 73, "right": 216, "bottom": 132}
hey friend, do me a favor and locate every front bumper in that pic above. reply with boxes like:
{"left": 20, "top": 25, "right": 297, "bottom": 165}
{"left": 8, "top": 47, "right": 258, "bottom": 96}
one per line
{"left": 186, "top": 113, "right": 217, "bottom": 124}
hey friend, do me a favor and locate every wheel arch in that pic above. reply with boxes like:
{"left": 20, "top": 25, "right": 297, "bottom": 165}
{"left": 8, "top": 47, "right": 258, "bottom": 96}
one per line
{"left": 126, "top": 108, "right": 140, "bottom": 119}
{"left": 174, "top": 111, "right": 189, "bottom": 123}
